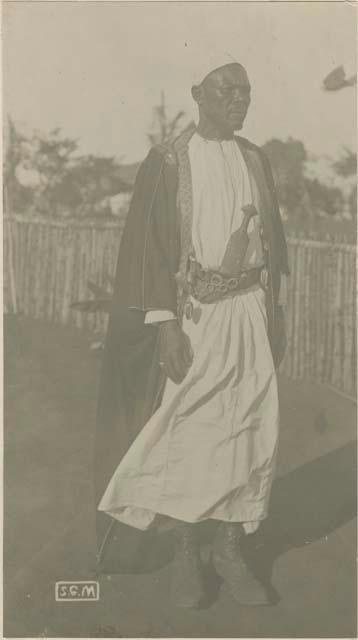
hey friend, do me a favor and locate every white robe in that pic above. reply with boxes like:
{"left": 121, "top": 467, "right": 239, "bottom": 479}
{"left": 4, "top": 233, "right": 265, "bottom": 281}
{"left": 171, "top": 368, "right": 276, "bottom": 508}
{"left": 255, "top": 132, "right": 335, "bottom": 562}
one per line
{"left": 98, "top": 134, "right": 280, "bottom": 534}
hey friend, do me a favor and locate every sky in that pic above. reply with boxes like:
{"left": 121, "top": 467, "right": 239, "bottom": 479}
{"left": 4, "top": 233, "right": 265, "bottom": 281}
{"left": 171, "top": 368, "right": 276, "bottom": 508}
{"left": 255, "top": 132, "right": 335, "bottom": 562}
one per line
{"left": 3, "top": 1, "right": 357, "bottom": 164}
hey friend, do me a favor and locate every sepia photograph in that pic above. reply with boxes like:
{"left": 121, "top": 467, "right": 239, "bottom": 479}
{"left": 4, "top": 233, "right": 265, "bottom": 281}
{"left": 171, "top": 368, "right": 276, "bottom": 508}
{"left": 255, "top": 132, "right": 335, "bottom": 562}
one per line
{"left": 2, "top": 0, "right": 357, "bottom": 637}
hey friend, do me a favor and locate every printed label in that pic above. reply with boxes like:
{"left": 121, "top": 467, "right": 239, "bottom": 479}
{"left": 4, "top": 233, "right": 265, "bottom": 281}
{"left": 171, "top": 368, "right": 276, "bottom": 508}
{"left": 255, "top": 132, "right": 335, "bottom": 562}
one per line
{"left": 55, "top": 581, "right": 99, "bottom": 602}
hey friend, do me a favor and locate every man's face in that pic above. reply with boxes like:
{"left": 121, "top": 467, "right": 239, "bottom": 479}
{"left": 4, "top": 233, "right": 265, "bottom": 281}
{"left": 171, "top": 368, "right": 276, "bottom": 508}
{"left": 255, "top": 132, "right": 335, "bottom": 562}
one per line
{"left": 199, "top": 63, "right": 251, "bottom": 133}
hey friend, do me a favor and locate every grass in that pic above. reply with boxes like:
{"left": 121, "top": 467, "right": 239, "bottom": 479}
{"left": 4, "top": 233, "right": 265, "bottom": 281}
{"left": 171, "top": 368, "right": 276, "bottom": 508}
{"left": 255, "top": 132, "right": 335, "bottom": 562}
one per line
{"left": 3, "top": 313, "right": 357, "bottom": 638}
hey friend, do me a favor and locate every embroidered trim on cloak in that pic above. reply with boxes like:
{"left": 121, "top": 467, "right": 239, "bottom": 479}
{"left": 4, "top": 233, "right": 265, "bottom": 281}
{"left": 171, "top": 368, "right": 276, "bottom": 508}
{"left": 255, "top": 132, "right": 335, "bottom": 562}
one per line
{"left": 172, "top": 126, "right": 196, "bottom": 318}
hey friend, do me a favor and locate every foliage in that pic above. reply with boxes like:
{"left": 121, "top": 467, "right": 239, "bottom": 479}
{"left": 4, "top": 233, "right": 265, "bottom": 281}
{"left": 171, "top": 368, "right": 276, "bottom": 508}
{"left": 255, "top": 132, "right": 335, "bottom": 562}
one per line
{"left": 147, "top": 92, "right": 189, "bottom": 146}
{"left": 262, "top": 136, "right": 357, "bottom": 221}
{"left": 349, "top": 185, "right": 357, "bottom": 219}
{"left": 3, "top": 118, "right": 131, "bottom": 217}
{"left": 5, "top": 112, "right": 356, "bottom": 225}
{"left": 262, "top": 138, "right": 309, "bottom": 214}
{"left": 305, "top": 179, "right": 344, "bottom": 217}
{"left": 333, "top": 148, "right": 357, "bottom": 178}
{"left": 3, "top": 117, "right": 33, "bottom": 213}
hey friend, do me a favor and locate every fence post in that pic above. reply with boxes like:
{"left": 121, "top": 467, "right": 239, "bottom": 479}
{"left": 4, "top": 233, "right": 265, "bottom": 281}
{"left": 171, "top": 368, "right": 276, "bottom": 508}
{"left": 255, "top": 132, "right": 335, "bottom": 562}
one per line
{"left": 3, "top": 215, "right": 357, "bottom": 401}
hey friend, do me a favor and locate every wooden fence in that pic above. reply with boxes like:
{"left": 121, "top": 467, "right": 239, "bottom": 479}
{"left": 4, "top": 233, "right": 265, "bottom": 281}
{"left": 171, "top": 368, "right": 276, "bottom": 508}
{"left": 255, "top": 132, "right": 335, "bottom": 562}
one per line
{"left": 3, "top": 214, "right": 357, "bottom": 399}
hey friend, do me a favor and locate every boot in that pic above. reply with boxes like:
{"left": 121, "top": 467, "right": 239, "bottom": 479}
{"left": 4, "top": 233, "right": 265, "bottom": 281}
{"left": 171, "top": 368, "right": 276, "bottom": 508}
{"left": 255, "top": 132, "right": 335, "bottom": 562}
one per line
{"left": 170, "top": 522, "right": 205, "bottom": 609}
{"left": 213, "top": 522, "right": 269, "bottom": 606}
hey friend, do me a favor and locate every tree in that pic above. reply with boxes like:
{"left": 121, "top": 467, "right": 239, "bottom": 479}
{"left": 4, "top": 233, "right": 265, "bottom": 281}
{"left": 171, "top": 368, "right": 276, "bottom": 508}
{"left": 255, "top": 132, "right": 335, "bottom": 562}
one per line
{"left": 305, "top": 178, "right": 344, "bottom": 217}
{"left": 332, "top": 148, "right": 357, "bottom": 219}
{"left": 147, "top": 92, "right": 188, "bottom": 146}
{"left": 349, "top": 185, "right": 357, "bottom": 219}
{"left": 30, "top": 128, "right": 79, "bottom": 215}
{"left": 3, "top": 121, "right": 131, "bottom": 217}
{"left": 3, "top": 117, "right": 33, "bottom": 213}
{"left": 261, "top": 138, "right": 309, "bottom": 215}
{"left": 63, "top": 155, "right": 131, "bottom": 216}
{"left": 333, "top": 148, "right": 357, "bottom": 177}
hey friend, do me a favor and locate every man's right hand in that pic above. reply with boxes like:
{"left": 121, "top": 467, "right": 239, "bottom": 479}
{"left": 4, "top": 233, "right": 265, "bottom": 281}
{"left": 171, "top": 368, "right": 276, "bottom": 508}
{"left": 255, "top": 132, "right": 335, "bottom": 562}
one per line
{"left": 158, "top": 319, "right": 193, "bottom": 384}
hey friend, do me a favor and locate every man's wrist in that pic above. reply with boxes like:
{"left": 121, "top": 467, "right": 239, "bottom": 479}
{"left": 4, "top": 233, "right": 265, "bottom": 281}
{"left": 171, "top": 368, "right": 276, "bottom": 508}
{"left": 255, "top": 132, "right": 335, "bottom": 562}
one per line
{"left": 144, "top": 310, "right": 177, "bottom": 325}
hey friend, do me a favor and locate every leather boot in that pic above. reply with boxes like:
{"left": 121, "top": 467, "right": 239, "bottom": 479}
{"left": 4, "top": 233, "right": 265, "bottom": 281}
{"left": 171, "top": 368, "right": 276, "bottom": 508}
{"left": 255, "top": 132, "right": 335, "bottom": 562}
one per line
{"left": 170, "top": 522, "right": 205, "bottom": 609}
{"left": 213, "top": 522, "right": 269, "bottom": 606}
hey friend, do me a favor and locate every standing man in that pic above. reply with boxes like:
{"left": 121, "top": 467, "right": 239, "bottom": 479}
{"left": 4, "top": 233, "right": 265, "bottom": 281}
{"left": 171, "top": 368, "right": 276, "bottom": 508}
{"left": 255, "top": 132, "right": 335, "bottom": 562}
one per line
{"left": 95, "top": 54, "right": 289, "bottom": 608}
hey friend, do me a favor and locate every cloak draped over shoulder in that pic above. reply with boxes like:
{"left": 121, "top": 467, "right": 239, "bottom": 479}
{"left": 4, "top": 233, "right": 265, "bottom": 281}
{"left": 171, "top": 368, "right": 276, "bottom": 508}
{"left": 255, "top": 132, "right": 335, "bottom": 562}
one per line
{"left": 94, "top": 127, "right": 289, "bottom": 571}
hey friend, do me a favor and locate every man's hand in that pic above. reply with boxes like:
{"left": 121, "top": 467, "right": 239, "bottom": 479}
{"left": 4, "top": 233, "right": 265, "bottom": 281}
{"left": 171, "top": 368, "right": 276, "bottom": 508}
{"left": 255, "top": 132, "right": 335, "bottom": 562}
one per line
{"left": 273, "top": 306, "right": 287, "bottom": 370}
{"left": 158, "top": 319, "right": 194, "bottom": 384}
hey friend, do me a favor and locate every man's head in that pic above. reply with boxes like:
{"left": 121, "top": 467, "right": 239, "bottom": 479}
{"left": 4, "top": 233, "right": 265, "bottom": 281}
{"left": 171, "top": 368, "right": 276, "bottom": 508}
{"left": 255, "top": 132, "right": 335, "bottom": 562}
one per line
{"left": 191, "top": 63, "right": 251, "bottom": 135}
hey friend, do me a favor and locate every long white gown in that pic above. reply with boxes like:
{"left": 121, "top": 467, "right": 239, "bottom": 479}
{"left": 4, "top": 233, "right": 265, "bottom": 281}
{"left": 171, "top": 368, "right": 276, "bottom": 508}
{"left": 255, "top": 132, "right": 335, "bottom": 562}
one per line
{"left": 98, "top": 133, "right": 280, "bottom": 535}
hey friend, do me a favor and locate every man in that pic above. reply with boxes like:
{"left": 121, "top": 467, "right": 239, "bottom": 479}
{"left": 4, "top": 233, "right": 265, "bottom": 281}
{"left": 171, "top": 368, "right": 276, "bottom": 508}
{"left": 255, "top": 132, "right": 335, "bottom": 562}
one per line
{"left": 95, "top": 55, "right": 289, "bottom": 608}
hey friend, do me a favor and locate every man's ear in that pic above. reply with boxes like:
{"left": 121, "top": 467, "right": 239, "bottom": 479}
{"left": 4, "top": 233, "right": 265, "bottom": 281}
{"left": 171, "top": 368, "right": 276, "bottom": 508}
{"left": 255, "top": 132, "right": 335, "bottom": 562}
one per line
{"left": 191, "top": 84, "right": 204, "bottom": 105}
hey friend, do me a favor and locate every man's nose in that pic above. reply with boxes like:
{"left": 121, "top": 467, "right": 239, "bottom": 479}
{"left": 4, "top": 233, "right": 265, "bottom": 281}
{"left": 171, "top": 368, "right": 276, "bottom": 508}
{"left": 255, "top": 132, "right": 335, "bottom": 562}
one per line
{"left": 232, "top": 88, "right": 247, "bottom": 102}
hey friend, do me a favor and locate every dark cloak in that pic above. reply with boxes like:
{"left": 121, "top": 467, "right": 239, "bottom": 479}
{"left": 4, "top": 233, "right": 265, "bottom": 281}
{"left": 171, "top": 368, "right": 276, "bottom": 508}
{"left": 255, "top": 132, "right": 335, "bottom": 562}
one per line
{"left": 94, "top": 129, "right": 290, "bottom": 573}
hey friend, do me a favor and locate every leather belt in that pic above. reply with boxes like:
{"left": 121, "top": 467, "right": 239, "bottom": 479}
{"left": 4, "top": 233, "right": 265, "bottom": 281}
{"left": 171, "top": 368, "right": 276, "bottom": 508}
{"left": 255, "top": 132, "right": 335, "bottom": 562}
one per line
{"left": 187, "top": 259, "right": 268, "bottom": 305}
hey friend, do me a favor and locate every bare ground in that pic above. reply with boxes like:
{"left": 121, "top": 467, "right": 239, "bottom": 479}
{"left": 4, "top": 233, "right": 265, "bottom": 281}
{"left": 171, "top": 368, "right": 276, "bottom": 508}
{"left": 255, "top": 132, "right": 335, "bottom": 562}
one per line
{"left": 3, "top": 314, "right": 357, "bottom": 638}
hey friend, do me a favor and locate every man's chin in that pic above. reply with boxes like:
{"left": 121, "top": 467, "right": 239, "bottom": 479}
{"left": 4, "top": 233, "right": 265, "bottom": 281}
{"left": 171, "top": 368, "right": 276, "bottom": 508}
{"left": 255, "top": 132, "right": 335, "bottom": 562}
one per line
{"left": 228, "top": 116, "right": 245, "bottom": 131}
{"left": 231, "top": 121, "right": 243, "bottom": 133}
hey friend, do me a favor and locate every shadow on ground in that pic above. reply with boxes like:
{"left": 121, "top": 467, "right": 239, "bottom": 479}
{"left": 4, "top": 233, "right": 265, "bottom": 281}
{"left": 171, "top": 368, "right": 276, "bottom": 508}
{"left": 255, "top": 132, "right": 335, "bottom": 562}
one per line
{"left": 103, "top": 440, "right": 357, "bottom": 603}
{"left": 246, "top": 440, "right": 357, "bottom": 600}
{"left": 3, "top": 315, "right": 357, "bottom": 637}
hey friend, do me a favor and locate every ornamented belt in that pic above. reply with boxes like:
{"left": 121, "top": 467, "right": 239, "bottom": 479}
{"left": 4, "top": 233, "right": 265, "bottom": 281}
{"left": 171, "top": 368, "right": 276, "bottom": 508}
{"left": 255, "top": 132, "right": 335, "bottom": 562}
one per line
{"left": 186, "top": 258, "right": 268, "bottom": 306}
